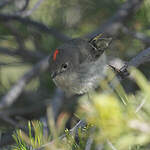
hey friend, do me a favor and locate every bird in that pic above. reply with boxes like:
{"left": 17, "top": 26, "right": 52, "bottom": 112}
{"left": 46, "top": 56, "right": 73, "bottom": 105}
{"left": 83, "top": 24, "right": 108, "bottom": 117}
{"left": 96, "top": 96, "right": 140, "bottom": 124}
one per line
{"left": 49, "top": 33, "right": 112, "bottom": 96}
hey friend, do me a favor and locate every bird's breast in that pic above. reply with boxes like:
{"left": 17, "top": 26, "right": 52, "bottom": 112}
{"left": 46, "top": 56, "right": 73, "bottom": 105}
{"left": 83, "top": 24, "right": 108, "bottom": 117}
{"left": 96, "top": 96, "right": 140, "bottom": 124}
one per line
{"left": 53, "top": 53, "right": 107, "bottom": 95}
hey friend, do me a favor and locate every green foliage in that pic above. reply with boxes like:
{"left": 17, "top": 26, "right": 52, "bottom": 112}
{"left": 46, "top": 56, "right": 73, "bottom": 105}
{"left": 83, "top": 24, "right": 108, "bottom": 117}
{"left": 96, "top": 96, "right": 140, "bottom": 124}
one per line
{"left": 77, "top": 68, "right": 150, "bottom": 150}
{"left": 12, "top": 130, "right": 29, "bottom": 150}
{"left": 12, "top": 121, "right": 49, "bottom": 149}
{"left": 12, "top": 68, "right": 150, "bottom": 150}
{"left": 1, "top": 0, "right": 150, "bottom": 149}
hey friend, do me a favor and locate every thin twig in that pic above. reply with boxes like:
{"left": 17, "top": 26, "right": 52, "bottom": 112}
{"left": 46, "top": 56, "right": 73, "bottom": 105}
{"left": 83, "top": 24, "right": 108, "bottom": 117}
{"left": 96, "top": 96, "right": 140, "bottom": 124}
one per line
{"left": 4, "top": 22, "right": 25, "bottom": 49}
{"left": 0, "top": 112, "right": 23, "bottom": 129}
{"left": 122, "top": 26, "right": 150, "bottom": 45}
{"left": 0, "top": 61, "right": 24, "bottom": 66}
{"left": 85, "top": 137, "right": 93, "bottom": 150}
{"left": 0, "top": 56, "right": 49, "bottom": 109}
{"left": 19, "top": 0, "right": 45, "bottom": 17}
{"left": 0, "top": 13, "right": 71, "bottom": 42}
{"left": 111, "top": 47, "right": 150, "bottom": 80}
{"left": 135, "top": 98, "right": 146, "bottom": 113}
{"left": 107, "top": 139, "right": 118, "bottom": 150}
{"left": 127, "top": 47, "right": 150, "bottom": 67}
{"left": 0, "top": 47, "right": 45, "bottom": 62}
{"left": 86, "top": 0, "right": 144, "bottom": 39}
{"left": 17, "top": 0, "right": 30, "bottom": 12}
{"left": 36, "top": 120, "right": 86, "bottom": 150}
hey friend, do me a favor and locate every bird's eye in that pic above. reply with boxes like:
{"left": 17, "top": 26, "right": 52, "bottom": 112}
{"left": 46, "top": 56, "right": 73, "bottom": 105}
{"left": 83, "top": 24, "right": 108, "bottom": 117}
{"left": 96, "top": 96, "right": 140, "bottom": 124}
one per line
{"left": 61, "top": 63, "right": 68, "bottom": 71}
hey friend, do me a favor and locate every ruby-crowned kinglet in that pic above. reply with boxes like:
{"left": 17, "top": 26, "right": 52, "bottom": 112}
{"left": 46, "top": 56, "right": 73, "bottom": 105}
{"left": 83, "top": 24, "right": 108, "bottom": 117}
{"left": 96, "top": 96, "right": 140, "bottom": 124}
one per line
{"left": 49, "top": 34, "right": 112, "bottom": 95}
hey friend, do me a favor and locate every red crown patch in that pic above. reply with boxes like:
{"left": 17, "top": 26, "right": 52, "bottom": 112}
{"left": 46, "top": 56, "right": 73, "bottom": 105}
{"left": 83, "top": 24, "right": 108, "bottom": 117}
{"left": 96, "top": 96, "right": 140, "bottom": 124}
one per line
{"left": 53, "top": 49, "right": 59, "bottom": 61}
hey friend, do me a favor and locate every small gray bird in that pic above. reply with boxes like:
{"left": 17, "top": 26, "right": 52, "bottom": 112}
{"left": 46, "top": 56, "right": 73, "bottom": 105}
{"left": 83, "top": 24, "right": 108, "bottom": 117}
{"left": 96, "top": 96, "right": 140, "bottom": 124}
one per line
{"left": 49, "top": 34, "right": 112, "bottom": 96}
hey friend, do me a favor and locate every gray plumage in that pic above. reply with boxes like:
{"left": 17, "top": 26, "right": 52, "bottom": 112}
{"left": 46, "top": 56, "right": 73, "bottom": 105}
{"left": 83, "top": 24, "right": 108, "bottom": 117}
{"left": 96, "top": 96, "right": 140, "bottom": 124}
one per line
{"left": 49, "top": 34, "right": 112, "bottom": 95}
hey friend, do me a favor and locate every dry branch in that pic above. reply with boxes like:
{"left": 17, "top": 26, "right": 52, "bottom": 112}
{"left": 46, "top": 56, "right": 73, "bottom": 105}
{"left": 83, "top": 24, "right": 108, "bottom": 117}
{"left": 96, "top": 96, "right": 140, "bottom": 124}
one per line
{"left": 0, "top": 56, "right": 49, "bottom": 109}
{"left": 122, "top": 26, "right": 150, "bottom": 45}
{"left": 0, "top": 13, "right": 71, "bottom": 42}
{"left": 128, "top": 47, "right": 150, "bottom": 67}
{"left": 0, "top": 47, "right": 45, "bottom": 62}
{"left": 18, "top": 0, "right": 45, "bottom": 17}
{"left": 16, "top": 0, "right": 30, "bottom": 13}
{"left": 86, "top": 0, "right": 144, "bottom": 39}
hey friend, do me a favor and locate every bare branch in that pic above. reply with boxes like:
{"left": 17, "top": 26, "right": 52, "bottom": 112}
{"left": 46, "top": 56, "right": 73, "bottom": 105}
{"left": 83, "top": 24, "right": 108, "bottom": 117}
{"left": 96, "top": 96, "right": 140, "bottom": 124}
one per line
{"left": 85, "top": 137, "right": 93, "bottom": 150}
{"left": 0, "top": 47, "right": 45, "bottom": 62}
{"left": 128, "top": 47, "right": 150, "bottom": 67}
{"left": 0, "top": 61, "right": 24, "bottom": 66}
{"left": 122, "top": 26, "right": 150, "bottom": 45}
{"left": 0, "top": 112, "right": 23, "bottom": 128}
{"left": 18, "top": 0, "right": 45, "bottom": 17}
{"left": 0, "top": 56, "right": 49, "bottom": 109}
{"left": 0, "top": 13, "right": 71, "bottom": 42}
{"left": 107, "top": 140, "right": 118, "bottom": 150}
{"left": 4, "top": 22, "right": 25, "bottom": 49}
{"left": 135, "top": 98, "right": 146, "bottom": 113}
{"left": 86, "top": 0, "right": 144, "bottom": 39}
{"left": 111, "top": 47, "right": 150, "bottom": 79}
{"left": 17, "top": 0, "right": 30, "bottom": 12}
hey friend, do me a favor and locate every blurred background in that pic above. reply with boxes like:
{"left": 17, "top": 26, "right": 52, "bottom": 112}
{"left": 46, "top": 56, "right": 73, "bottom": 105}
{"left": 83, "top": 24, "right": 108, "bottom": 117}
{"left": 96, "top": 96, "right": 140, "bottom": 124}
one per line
{"left": 0, "top": 0, "right": 150, "bottom": 149}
